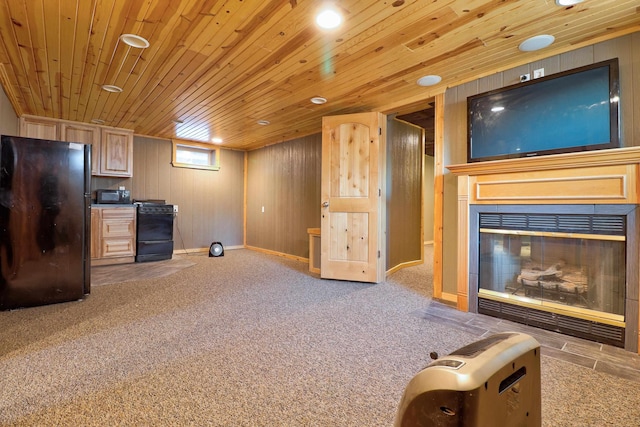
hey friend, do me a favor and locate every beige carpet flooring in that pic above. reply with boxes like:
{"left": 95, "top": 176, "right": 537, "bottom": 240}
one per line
{"left": 1, "top": 247, "right": 639, "bottom": 426}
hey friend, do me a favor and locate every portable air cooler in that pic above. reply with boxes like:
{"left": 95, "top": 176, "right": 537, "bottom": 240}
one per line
{"left": 395, "top": 332, "right": 541, "bottom": 427}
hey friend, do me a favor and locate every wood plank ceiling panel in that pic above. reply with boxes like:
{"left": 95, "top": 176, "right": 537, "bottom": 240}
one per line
{"left": 82, "top": 0, "right": 134, "bottom": 124}
{"left": 125, "top": 0, "right": 272, "bottom": 137}
{"left": 215, "top": 1, "right": 527, "bottom": 146}
{"left": 133, "top": 0, "right": 417, "bottom": 141}
{"left": 109, "top": 0, "right": 212, "bottom": 129}
{"left": 187, "top": 1, "right": 464, "bottom": 147}
{"left": 115, "top": 1, "right": 218, "bottom": 118}
{"left": 0, "top": 0, "right": 638, "bottom": 150}
{"left": 170, "top": 0, "right": 355, "bottom": 127}
{"left": 94, "top": 0, "right": 152, "bottom": 123}
{"left": 3, "top": 0, "right": 41, "bottom": 115}
{"left": 139, "top": 0, "right": 314, "bottom": 139}
{"left": 21, "top": 0, "right": 50, "bottom": 115}
{"left": 41, "top": 0, "right": 62, "bottom": 119}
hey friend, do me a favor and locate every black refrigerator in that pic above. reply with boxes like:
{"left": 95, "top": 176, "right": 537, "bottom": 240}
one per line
{"left": 0, "top": 135, "right": 91, "bottom": 310}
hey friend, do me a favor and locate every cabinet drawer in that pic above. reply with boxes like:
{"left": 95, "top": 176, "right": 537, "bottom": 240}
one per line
{"left": 101, "top": 219, "right": 135, "bottom": 238}
{"left": 101, "top": 207, "right": 136, "bottom": 220}
{"left": 102, "top": 238, "right": 135, "bottom": 257}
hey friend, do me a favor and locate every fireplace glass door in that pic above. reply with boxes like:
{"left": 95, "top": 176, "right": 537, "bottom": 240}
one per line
{"left": 479, "top": 231, "right": 625, "bottom": 322}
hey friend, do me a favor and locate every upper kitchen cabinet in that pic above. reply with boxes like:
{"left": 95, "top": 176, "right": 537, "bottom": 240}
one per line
{"left": 60, "top": 122, "right": 101, "bottom": 175}
{"left": 19, "top": 116, "right": 59, "bottom": 140}
{"left": 99, "top": 128, "right": 133, "bottom": 177}
{"left": 19, "top": 115, "right": 134, "bottom": 178}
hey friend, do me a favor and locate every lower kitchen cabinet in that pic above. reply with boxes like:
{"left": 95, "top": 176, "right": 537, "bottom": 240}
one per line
{"left": 91, "top": 206, "right": 136, "bottom": 266}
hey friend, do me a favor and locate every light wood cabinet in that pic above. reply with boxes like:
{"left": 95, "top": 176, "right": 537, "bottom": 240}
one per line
{"left": 90, "top": 208, "right": 101, "bottom": 260}
{"left": 60, "top": 122, "right": 101, "bottom": 175}
{"left": 91, "top": 206, "right": 136, "bottom": 266}
{"left": 19, "top": 115, "right": 133, "bottom": 178}
{"left": 100, "top": 128, "right": 133, "bottom": 177}
{"left": 19, "top": 116, "right": 59, "bottom": 140}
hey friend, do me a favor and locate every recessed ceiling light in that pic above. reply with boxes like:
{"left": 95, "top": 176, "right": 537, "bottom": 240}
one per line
{"left": 316, "top": 7, "right": 342, "bottom": 29}
{"left": 257, "top": 120, "right": 271, "bottom": 126}
{"left": 416, "top": 75, "right": 442, "bottom": 87}
{"left": 518, "top": 35, "right": 555, "bottom": 52}
{"left": 102, "top": 84, "right": 123, "bottom": 93}
{"left": 310, "top": 97, "right": 327, "bottom": 104}
{"left": 212, "top": 137, "right": 223, "bottom": 143}
{"left": 120, "top": 34, "right": 150, "bottom": 49}
{"left": 91, "top": 119, "right": 105, "bottom": 125}
{"left": 555, "top": 0, "right": 584, "bottom": 5}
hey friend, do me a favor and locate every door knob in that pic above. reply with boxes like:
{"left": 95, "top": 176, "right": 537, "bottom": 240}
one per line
{"left": 322, "top": 201, "right": 329, "bottom": 208}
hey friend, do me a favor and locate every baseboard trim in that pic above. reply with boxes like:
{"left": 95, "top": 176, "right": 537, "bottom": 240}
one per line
{"left": 386, "top": 259, "right": 423, "bottom": 275}
{"left": 173, "top": 245, "right": 244, "bottom": 256}
{"left": 245, "top": 245, "right": 309, "bottom": 263}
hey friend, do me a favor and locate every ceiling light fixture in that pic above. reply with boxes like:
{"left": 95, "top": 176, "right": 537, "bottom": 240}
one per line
{"left": 257, "top": 120, "right": 271, "bottom": 125}
{"left": 212, "top": 137, "right": 223, "bottom": 143}
{"left": 555, "top": 0, "right": 584, "bottom": 6}
{"left": 102, "top": 84, "right": 123, "bottom": 93}
{"left": 120, "top": 34, "right": 150, "bottom": 49}
{"left": 315, "top": 6, "right": 342, "bottom": 29}
{"left": 416, "top": 75, "right": 442, "bottom": 87}
{"left": 310, "top": 97, "right": 327, "bottom": 104}
{"left": 518, "top": 34, "right": 555, "bottom": 52}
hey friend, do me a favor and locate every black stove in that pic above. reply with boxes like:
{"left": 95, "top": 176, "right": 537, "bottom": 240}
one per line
{"left": 134, "top": 201, "right": 174, "bottom": 262}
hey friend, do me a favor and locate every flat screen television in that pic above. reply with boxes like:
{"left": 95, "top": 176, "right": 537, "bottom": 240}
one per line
{"left": 467, "top": 58, "right": 620, "bottom": 163}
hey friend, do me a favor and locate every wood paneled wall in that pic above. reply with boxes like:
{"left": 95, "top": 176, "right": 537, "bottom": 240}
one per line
{"left": 246, "top": 134, "right": 322, "bottom": 258}
{"left": 386, "top": 118, "right": 423, "bottom": 271}
{"left": 441, "top": 32, "right": 640, "bottom": 296}
{"left": 93, "top": 135, "right": 244, "bottom": 252}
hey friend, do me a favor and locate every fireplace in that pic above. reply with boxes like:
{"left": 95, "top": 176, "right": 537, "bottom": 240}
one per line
{"left": 448, "top": 147, "right": 640, "bottom": 354}
{"left": 471, "top": 208, "right": 632, "bottom": 347}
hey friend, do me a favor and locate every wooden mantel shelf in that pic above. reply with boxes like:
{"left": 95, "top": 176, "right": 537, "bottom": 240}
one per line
{"left": 447, "top": 147, "right": 640, "bottom": 206}
{"left": 447, "top": 146, "right": 640, "bottom": 176}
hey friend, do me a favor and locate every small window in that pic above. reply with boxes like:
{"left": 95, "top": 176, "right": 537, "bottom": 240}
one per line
{"left": 172, "top": 139, "right": 220, "bottom": 171}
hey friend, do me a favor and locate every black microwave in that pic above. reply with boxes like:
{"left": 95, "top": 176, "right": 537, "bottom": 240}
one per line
{"left": 95, "top": 189, "right": 131, "bottom": 204}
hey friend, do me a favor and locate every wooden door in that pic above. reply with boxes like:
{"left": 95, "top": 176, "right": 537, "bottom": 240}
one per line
{"left": 321, "top": 112, "right": 386, "bottom": 283}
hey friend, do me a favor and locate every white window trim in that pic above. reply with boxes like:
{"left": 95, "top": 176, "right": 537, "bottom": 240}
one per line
{"left": 171, "top": 139, "right": 220, "bottom": 171}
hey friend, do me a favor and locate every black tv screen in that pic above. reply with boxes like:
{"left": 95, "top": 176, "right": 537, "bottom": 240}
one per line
{"left": 467, "top": 58, "right": 620, "bottom": 163}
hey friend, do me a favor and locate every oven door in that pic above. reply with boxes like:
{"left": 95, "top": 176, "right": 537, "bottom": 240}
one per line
{"left": 136, "top": 207, "right": 174, "bottom": 241}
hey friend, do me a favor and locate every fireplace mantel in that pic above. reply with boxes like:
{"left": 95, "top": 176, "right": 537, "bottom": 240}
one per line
{"left": 448, "top": 147, "right": 640, "bottom": 206}
{"left": 448, "top": 146, "right": 640, "bottom": 353}
{"left": 447, "top": 146, "right": 640, "bottom": 176}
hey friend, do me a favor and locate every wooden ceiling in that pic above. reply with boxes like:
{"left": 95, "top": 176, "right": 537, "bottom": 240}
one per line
{"left": 0, "top": 1, "right": 639, "bottom": 151}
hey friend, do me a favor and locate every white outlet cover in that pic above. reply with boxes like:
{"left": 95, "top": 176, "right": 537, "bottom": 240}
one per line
{"left": 534, "top": 68, "right": 545, "bottom": 78}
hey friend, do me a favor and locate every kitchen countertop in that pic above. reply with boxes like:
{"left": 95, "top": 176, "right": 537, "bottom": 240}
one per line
{"left": 91, "top": 203, "right": 136, "bottom": 208}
